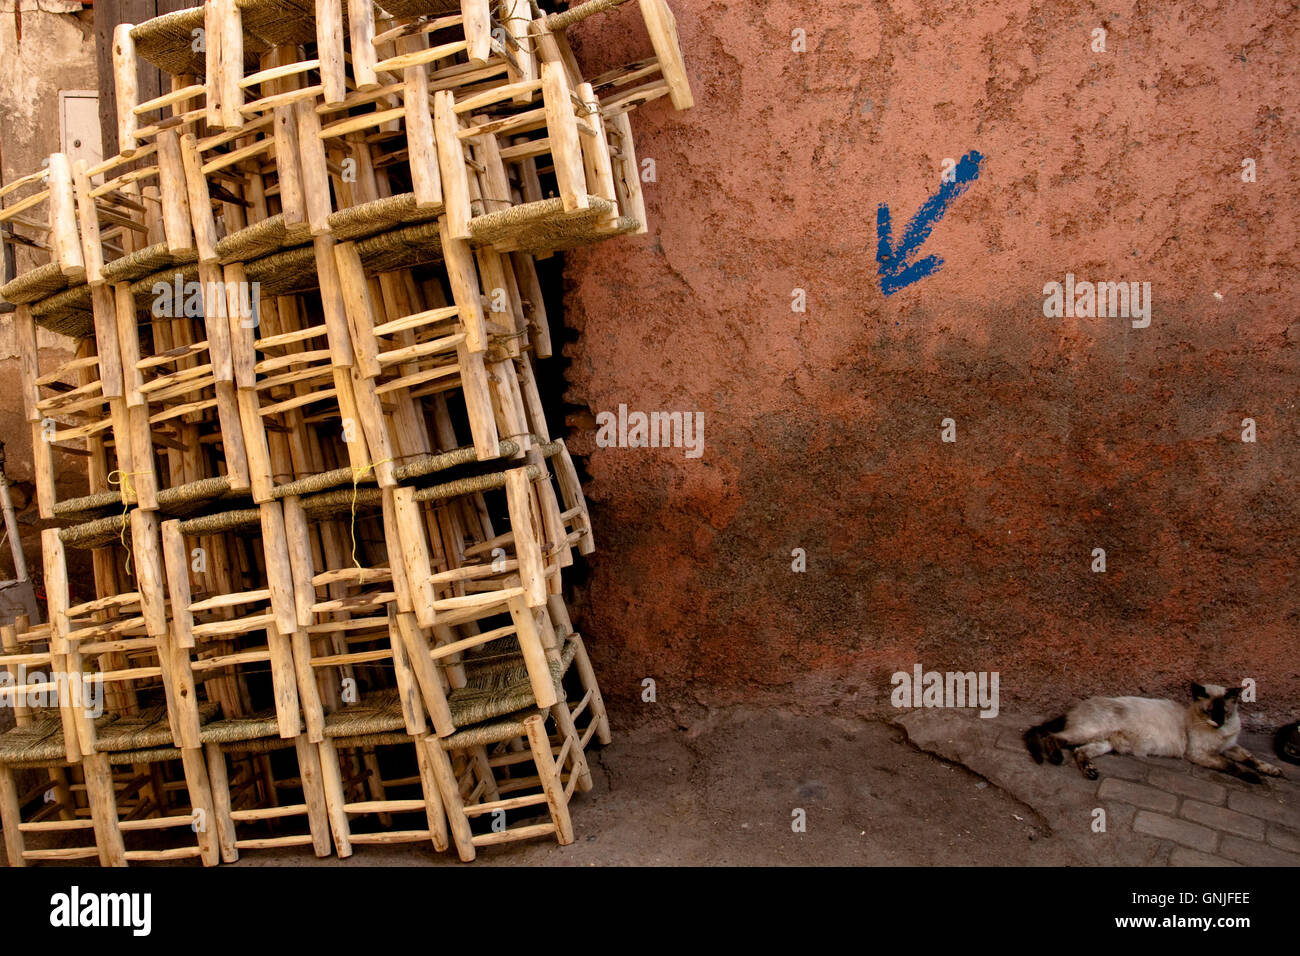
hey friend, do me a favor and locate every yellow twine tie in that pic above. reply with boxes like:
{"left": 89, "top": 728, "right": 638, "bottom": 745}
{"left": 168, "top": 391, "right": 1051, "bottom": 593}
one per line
{"left": 106, "top": 469, "right": 149, "bottom": 577}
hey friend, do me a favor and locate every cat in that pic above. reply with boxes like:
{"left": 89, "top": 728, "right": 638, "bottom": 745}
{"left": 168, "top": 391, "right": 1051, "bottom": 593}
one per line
{"left": 1024, "top": 683, "right": 1284, "bottom": 783}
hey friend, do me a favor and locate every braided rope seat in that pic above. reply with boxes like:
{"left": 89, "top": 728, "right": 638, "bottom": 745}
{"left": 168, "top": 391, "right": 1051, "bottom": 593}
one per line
{"left": 241, "top": 218, "right": 447, "bottom": 298}
{"left": 0, "top": 261, "right": 70, "bottom": 306}
{"left": 243, "top": 244, "right": 318, "bottom": 297}
{"left": 215, "top": 214, "right": 313, "bottom": 265}
{"left": 326, "top": 193, "right": 445, "bottom": 243}
{"left": 355, "top": 220, "right": 445, "bottom": 272}
{"left": 94, "top": 701, "right": 221, "bottom": 754}
{"left": 30, "top": 283, "right": 95, "bottom": 338}
{"left": 101, "top": 243, "right": 198, "bottom": 286}
{"left": 0, "top": 714, "right": 114, "bottom": 769}
{"left": 377, "top": 0, "right": 462, "bottom": 17}
{"left": 128, "top": 262, "right": 201, "bottom": 305}
{"left": 54, "top": 438, "right": 557, "bottom": 548}
{"left": 235, "top": 0, "right": 321, "bottom": 48}
{"left": 198, "top": 710, "right": 299, "bottom": 754}
{"left": 322, "top": 637, "right": 577, "bottom": 746}
{"left": 468, "top": 196, "right": 639, "bottom": 254}
{"left": 52, "top": 475, "right": 243, "bottom": 525}
{"left": 447, "top": 636, "right": 578, "bottom": 726}
{"left": 130, "top": 8, "right": 209, "bottom": 77}
{"left": 546, "top": 0, "right": 632, "bottom": 31}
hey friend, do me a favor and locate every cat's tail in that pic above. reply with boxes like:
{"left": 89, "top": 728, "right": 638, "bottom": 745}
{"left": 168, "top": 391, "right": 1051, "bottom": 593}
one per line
{"left": 1023, "top": 715, "right": 1067, "bottom": 765}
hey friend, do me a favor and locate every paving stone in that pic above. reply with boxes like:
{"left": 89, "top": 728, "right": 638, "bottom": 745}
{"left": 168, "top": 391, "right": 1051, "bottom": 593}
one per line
{"left": 1168, "top": 847, "right": 1240, "bottom": 867}
{"left": 1133, "top": 811, "right": 1218, "bottom": 853}
{"left": 1098, "top": 778, "right": 1178, "bottom": 814}
{"left": 1180, "top": 800, "right": 1266, "bottom": 840}
{"left": 1190, "top": 764, "right": 1258, "bottom": 791}
{"left": 1218, "top": 835, "right": 1300, "bottom": 867}
{"left": 1266, "top": 824, "right": 1300, "bottom": 854}
{"left": 1146, "top": 768, "right": 1226, "bottom": 805}
{"left": 1226, "top": 790, "right": 1300, "bottom": 828}
{"left": 1095, "top": 756, "right": 1147, "bottom": 782}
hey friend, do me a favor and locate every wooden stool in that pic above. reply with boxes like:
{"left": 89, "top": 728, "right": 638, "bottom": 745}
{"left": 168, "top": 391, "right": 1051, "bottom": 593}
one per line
{"left": 0, "top": 619, "right": 107, "bottom": 866}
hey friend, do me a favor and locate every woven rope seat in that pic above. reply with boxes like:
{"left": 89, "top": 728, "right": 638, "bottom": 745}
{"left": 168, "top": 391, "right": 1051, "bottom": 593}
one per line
{"left": 0, "top": 714, "right": 104, "bottom": 769}
{"left": 53, "top": 475, "right": 243, "bottom": 524}
{"left": 215, "top": 214, "right": 313, "bottom": 265}
{"left": 355, "top": 220, "right": 445, "bottom": 272}
{"left": 56, "top": 477, "right": 249, "bottom": 549}
{"left": 0, "top": 260, "right": 70, "bottom": 306}
{"left": 127, "top": 262, "right": 201, "bottom": 306}
{"left": 93, "top": 701, "right": 222, "bottom": 754}
{"left": 243, "top": 244, "right": 318, "bottom": 297}
{"left": 439, "top": 710, "right": 534, "bottom": 750}
{"left": 30, "top": 282, "right": 95, "bottom": 338}
{"left": 317, "top": 636, "right": 576, "bottom": 746}
{"left": 130, "top": 8, "right": 209, "bottom": 77}
{"left": 199, "top": 710, "right": 297, "bottom": 753}
{"left": 468, "top": 196, "right": 639, "bottom": 254}
{"left": 235, "top": 0, "right": 321, "bottom": 48}
{"left": 327, "top": 193, "right": 446, "bottom": 243}
{"left": 377, "top": 0, "right": 461, "bottom": 18}
{"left": 101, "top": 242, "right": 198, "bottom": 286}
{"left": 321, "top": 690, "right": 408, "bottom": 743}
{"left": 240, "top": 219, "right": 446, "bottom": 297}
{"left": 446, "top": 636, "right": 578, "bottom": 727}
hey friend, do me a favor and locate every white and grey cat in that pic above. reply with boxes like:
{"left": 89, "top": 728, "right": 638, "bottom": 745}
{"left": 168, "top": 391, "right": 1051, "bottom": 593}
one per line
{"left": 1024, "top": 683, "right": 1283, "bottom": 783}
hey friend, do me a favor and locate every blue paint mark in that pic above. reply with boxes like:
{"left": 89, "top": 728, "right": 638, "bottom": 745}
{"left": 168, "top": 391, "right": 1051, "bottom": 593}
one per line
{"left": 876, "top": 150, "right": 984, "bottom": 296}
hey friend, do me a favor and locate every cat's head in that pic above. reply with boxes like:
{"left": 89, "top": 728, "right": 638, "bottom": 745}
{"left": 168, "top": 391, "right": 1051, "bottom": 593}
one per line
{"left": 1190, "top": 682, "right": 1241, "bottom": 728}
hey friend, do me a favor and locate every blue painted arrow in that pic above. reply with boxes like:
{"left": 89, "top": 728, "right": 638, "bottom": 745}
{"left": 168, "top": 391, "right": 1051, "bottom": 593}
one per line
{"left": 876, "top": 150, "right": 984, "bottom": 295}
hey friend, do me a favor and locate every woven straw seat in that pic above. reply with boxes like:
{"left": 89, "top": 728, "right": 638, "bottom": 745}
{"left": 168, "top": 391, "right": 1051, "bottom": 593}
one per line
{"left": 52, "top": 475, "right": 244, "bottom": 525}
{"left": 377, "top": 0, "right": 461, "bottom": 17}
{"left": 93, "top": 701, "right": 221, "bottom": 754}
{"left": 0, "top": 715, "right": 79, "bottom": 768}
{"left": 199, "top": 710, "right": 290, "bottom": 751}
{"left": 30, "top": 282, "right": 95, "bottom": 337}
{"left": 215, "top": 214, "right": 313, "bottom": 265}
{"left": 322, "top": 690, "right": 407, "bottom": 742}
{"left": 439, "top": 709, "right": 534, "bottom": 750}
{"left": 128, "top": 261, "right": 200, "bottom": 303}
{"left": 243, "top": 244, "right": 318, "bottom": 296}
{"left": 467, "top": 196, "right": 639, "bottom": 254}
{"left": 327, "top": 193, "right": 445, "bottom": 242}
{"left": 0, "top": 260, "right": 69, "bottom": 305}
{"left": 101, "top": 242, "right": 198, "bottom": 285}
{"left": 130, "top": 8, "right": 209, "bottom": 77}
{"left": 355, "top": 220, "right": 445, "bottom": 272}
{"left": 235, "top": 0, "right": 321, "bottom": 47}
{"left": 447, "top": 637, "right": 577, "bottom": 727}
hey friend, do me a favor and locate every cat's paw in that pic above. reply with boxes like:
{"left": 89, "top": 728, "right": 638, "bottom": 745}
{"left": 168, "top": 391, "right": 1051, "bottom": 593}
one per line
{"left": 1080, "top": 763, "right": 1099, "bottom": 780}
{"left": 1255, "top": 761, "right": 1283, "bottom": 777}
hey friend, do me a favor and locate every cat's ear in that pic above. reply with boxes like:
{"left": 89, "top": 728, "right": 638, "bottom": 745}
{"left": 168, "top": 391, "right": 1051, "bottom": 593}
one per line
{"left": 1224, "top": 686, "right": 1242, "bottom": 699}
{"left": 1190, "top": 682, "right": 1209, "bottom": 700}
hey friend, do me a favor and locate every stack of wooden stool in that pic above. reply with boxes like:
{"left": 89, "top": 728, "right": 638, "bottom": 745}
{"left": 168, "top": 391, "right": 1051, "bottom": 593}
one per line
{"left": 0, "top": 0, "right": 689, "bottom": 865}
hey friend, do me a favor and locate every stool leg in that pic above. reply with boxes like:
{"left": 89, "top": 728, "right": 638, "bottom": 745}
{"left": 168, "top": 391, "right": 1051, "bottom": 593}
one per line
{"left": 294, "top": 736, "right": 334, "bottom": 858}
{"left": 317, "top": 740, "right": 353, "bottom": 858}
{"left": 83, "top": 752, "right": 127, "bottom": 867}
{"left": 0, "top": 765, "right": 27, "bottom": 867}
{"left": 525, "top": 714, "right": 574, "bottom": 846}
{"left": 205, "top": 742, "right": 240, "bottom": 863}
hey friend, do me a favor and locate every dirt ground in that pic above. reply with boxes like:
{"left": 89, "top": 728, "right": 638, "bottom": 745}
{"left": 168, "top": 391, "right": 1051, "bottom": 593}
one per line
{"left": 240, "top": 707, "right": 1075, "bottom": 867}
